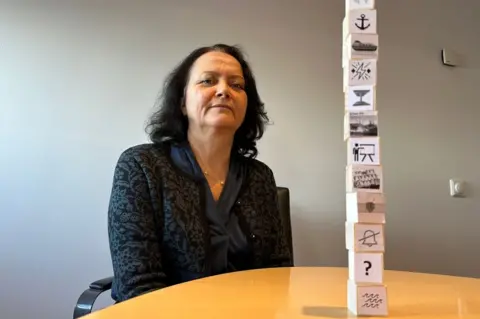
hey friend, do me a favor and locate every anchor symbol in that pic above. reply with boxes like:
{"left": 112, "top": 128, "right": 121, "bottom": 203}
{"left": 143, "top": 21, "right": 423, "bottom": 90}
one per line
{"left": 355, "top": 14, "right": 370, "bottom": 30}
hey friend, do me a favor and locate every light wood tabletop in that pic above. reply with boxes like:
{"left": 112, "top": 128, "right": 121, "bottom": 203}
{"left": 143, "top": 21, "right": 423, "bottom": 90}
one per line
{"left": 84, "top": 267, "right": 480, "bottom": 318}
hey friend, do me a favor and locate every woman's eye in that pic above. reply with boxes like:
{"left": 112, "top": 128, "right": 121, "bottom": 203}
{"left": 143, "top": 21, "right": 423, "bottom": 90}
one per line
{"left": 232, "top": 83, "right": 244, "bottom": 89}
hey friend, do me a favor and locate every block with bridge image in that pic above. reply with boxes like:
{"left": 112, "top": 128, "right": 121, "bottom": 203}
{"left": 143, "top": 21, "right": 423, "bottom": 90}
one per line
{"left": 346, "top": 164, "right": 383, "bottom": 193}
{"left": 344, "top": 110, "right": 378, "bottom": 140}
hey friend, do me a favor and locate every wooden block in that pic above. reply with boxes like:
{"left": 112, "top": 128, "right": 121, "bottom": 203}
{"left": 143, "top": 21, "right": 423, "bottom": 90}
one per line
{"left": 344, "top": 59, "right": 377, "bottom": 89}
{"left": 345, "top": 33, "right": 379, "bottom": 61}
{"left": 346, "top": 222, "right": 385, "bottom": 252}
{"left": 344, "top": 111, "right": 378, "bottom": 140}
{"left": 344, "top": 9, "right": 377, "bottom": 37}
{"left": 346, "top": 0, "right": 375, "bottom": 11}
{"left": 346, "top": 192, "right": 386, "bottom": 224}
{"left": 348, "top": 250, "right": 384, "bottom": 284}
{"left": 341, "top": 20, "right": 378, "bottom": 67}
{"left": 346, "top": 164, "right": 383, "bottom": 193}
{"left": 345, "top": 85, "right": 376, "bottom": 111}
{"left": 348, "top": 280, "right": 388, "bottom": 316}
{"left": 347, "top": 137, "right": 381, "bottom": 165}
{"left": 342, "top": 17, "right": 348, "bottom": 42}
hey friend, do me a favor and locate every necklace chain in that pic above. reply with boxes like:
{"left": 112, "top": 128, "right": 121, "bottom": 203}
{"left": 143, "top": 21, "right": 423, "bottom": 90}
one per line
{"left": 203, "top": 170, "right": 225, "bottom": 187}
{"left": 193, "top": 151, "right": 226, "bottom": 187}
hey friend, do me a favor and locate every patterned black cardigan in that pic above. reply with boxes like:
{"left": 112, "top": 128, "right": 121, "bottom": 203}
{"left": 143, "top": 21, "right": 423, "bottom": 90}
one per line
{"left": 107, "top": 142, "right": 293, "bottom": 302}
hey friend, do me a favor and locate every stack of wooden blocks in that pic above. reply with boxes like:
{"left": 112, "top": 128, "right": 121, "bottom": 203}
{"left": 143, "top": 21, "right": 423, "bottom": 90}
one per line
{"left": 343, "top": 0, "right": 388, "bottom": 316}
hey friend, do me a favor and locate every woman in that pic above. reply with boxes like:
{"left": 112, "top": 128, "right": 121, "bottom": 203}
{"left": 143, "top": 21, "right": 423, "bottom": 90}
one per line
{"left": 107, "top": 43, "right": 293, "bottom": 303}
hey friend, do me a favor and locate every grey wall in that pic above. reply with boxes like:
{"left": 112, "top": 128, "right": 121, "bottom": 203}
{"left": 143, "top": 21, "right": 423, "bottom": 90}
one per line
{"left": 1, "top": 1, "right": 479, "bottom": 318}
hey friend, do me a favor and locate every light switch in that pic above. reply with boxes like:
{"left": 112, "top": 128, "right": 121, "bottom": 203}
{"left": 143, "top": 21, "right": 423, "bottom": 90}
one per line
{"left": 449, "top": 179, "right": 465, "bottom": 197}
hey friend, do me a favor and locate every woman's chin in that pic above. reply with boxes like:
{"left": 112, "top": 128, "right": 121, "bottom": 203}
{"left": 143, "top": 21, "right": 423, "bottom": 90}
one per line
{"left": 205, "top": 116, "right": 239, "bottom": 130}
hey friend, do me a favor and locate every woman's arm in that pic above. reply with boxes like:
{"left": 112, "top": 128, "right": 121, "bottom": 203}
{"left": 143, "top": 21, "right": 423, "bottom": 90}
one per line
{"left": 264, "top": 166, "right": 294, "bottom": 268}
{"left": 107, "top": 149, "right": 167, "bottom": 302}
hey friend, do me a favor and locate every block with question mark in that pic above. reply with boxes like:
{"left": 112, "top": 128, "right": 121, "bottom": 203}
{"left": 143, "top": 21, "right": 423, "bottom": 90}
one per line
{"left": 346, "top": 192, "right": 385, "bottom": 224}
{"left": 345, "top": 222, "right": 385, "bottom": 252}
{"left": 348, "top": 280, "right": 388, "bottom": 316}
{"left": 348, "top": 250, "right": 383, "bottom": 284}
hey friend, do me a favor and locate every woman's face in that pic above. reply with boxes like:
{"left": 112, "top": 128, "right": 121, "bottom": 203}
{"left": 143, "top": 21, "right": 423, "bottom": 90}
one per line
{"left": 183, "top": 51, "right": 248, "bottom": 133}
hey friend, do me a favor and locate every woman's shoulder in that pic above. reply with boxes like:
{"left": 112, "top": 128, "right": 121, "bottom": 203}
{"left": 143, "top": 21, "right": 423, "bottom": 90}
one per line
{"left": 116, "top": 142, "right": 169, "bottom": 165}
{"left": 241, "top": 156, "right": 276, "bottom": 182}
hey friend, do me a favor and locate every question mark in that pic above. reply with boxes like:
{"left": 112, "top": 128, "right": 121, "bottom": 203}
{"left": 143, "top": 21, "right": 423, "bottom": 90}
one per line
{"left": 364, "top": 261, "right": 372, "bottom": 276}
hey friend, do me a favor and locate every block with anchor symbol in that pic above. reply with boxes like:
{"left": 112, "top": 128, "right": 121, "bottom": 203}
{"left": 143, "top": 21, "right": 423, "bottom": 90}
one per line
{"left": 348, "top": 250, "right": 384, "bottom": 284}
{"left": 346, "top": 192, "right": 386, "bottom": 224}
{"left": 348, "top": 280, "right": 388, "bottom": 316}
{"left": 346, "top": 222, "right": 385, "bottom": 252}
{"left": 344, "top": 9, "right": 377, "bottom": 37}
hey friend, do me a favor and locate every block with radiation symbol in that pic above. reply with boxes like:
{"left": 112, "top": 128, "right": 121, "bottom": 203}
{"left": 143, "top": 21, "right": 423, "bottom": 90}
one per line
{"left": 346, "top": 0, "right": 375, "bottom": 11}
{"left": 346, "top": 222, "right": 385, "bottom": 252}
{"left": 346, "top": 192, "right": 386, "bottom": 224}
{"left": 348, "top": 280, "right": 388, "bottom": 316}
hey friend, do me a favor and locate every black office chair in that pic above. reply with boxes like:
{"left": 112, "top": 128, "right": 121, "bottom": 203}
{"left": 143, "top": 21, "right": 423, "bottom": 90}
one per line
{"left": 73, "top": 187, "right": 293, "bottom": 319}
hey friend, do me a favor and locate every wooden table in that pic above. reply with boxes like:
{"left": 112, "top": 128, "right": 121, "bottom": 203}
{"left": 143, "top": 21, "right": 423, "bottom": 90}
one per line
{"left": 84, "top": 267, "right": 480, "bottom": 318}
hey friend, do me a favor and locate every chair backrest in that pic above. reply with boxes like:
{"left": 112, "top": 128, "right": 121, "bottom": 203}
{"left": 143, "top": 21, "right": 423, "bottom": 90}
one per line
{"left": 276, "top": 187, "right": 294, "bottom": 262}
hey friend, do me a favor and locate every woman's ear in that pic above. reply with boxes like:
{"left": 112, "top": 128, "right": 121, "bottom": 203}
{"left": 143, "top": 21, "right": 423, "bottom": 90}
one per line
{"left": 180, "top": 96, "right": 187, "bottom": 115}
{"left": 180, "top": 87, "right": 188, "bottom": 115}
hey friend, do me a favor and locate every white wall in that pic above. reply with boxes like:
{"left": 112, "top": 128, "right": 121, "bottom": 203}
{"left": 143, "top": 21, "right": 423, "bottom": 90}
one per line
{"left": 1, "top": 1, "right": 479, "bottom": 318}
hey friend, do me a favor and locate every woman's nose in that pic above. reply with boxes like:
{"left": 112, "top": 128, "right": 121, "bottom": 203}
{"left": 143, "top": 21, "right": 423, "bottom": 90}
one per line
{"left": 215, "top": 81, "right": 231, "bottom": 98}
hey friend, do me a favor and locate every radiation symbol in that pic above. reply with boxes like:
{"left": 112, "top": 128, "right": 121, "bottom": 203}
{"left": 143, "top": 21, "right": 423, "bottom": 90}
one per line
{"left": 366, "top": 201, "right": 375, "bottom": 212}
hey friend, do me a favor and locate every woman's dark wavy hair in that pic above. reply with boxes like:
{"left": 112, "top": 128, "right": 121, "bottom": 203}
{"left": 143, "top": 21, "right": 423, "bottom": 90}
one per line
{"left": 145, "top": 43, "right": 269, "bottom": 159}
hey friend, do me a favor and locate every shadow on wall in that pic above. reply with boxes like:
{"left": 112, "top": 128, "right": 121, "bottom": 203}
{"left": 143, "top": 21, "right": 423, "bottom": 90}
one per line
{"left": 290, "top": 205, "right": 348, "bottom": 268}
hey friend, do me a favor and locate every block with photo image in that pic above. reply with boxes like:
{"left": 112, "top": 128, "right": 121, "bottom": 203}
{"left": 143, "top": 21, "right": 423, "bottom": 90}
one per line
{"left": 344, "top": 110, "right": 378, "bottom": 140}
{"left": 346, "top": 164, "right": 383, "bottom": 193}
{"left": 344, "top": 33, "right": 379, "bottom": 61}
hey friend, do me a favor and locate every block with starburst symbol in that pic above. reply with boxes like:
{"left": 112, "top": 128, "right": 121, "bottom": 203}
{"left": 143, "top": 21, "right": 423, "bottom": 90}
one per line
{"left": 344, "top": 59, "right": 377, "bottom": 90}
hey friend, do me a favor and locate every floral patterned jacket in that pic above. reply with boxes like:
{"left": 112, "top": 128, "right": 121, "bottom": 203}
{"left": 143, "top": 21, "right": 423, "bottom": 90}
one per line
{"left": 107, "top": 142, "right": 293, "bottom": 302}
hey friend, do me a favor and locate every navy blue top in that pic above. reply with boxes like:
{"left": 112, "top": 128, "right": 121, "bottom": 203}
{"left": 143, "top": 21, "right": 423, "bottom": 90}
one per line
{"left": 169, "top": 143, "right": 250, "bottom": 275}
